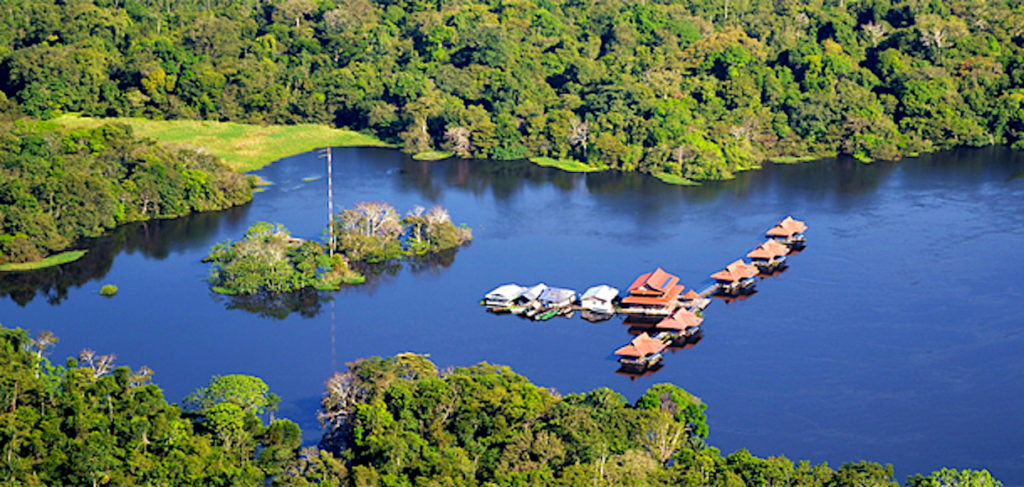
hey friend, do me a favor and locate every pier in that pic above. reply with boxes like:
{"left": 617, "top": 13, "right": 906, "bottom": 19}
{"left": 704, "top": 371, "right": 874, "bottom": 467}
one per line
{"left": 481, "top": 216, "right": 808, "bottom": 376}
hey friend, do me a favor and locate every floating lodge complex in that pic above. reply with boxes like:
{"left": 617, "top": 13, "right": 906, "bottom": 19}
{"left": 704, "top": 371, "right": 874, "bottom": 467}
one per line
{"left": 482, "top": 216, "right": 808, "bottom": 376}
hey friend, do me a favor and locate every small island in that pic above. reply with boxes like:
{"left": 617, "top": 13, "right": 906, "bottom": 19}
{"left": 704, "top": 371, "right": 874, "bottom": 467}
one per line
{"left": 206, "top": 202, "right": 471, "bottom": 295}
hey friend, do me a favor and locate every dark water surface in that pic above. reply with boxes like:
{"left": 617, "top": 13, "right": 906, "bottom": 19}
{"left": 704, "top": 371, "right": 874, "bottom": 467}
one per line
{"left": 3, "top": 147, "right": 1023, "bottom": 483}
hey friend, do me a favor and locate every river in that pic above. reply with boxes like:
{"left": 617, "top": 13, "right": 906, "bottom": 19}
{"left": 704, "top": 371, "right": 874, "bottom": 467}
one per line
{"left": 2, "top": 147, "right": 1023, "bottom": 483}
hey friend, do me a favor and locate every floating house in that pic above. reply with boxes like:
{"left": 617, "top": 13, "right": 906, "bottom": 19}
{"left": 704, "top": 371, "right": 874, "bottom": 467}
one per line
{"left": 656, "top": 308, "right": 704, "bottom": 338}
{"left": 580, "top": 285, "right": 619, "bottom": 315}
{"left": 710, "top": 260, "right": 759, "bottom": 296}
{"left": 539, "top": 287, "right": 577, "bottom": 308}
{"left": 619, "top": 268, "right": 685, "bottom": 315}
{"left": 614, "top": 332, "right": 667, "bottom": 372}
{"left": 766, "top": 216, "right": 808, "bottom": 249}
{"left": 679, "top": 288, "right": 711, "bottom": 312}
{"left": 483, "top": 284, "right": 527, "bottom": 309}
{"left": 746, "top": 239, "right": 790, "bottom": 272}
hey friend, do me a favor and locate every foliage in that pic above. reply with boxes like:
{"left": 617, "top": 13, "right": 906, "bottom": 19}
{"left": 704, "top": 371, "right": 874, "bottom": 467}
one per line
{"left": 99, "top": 283, "right": 117, "bottom": 296}
{"left": 907, "top": 468, "right": 1003, "bottom": 487}
{"left": 3, "top": 1, "right": 1023, "bottom": 182}
{"left": 0, "top": 121, "right": 251, "bottom": 265}
{"left": 205, "top": 221, "right": 362, "bottom": 295}
{"left": 0, "top": 323, "right": 346, "bottom": 485}
{"left": 332, "top": 202, "right": 472, "bottom": 262}
{"left": 0, "top": 323, "right": 1006, "bottom": 486}
{"left": 316, "top": 354, "right": 934, "bottom": 486}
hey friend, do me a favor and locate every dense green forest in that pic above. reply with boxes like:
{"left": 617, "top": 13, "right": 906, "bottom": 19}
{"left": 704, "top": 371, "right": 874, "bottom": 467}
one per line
{"left": 2, "top": 0, "right": 1024, "bottom": 182}
{"left": 0, "top": 122, "right": 252, "bottom": 265}
{"left": 0, "top": 323, "right": 1002, "bottom": 486}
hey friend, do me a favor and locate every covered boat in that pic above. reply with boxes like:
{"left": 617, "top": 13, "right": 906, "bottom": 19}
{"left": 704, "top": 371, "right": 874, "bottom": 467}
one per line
{"left": 710, "top": 260, "right": 759, "bottom": 296}
{"left": 539, "top": 287, "right": 576, "bottom": 308}
{"left": 580, "top": 284, "right": 619, "bottom": 315}
{"left": 746, "top": 239, "right": 790, "bottom": 272}
{"left": 656, "top": 308, "right": 704, "bottom": 338}
{"left": 614, "top": 333, "right": 667, "bottom": 372}
{"left": 483, "top": 283, "right": 527, "bottom": 309}
{"left": 766, "top": 216, "right": 808, "bottom": 249}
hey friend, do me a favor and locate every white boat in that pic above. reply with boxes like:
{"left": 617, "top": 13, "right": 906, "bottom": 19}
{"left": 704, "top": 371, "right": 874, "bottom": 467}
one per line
{"left": 539, "top": 287, "right": 576, "bottom": 308}
{"left": 483, "top": 284, "right": 527, "bottom": 309}
{"left": 580, "top": 284, "right": 619, "bottom": 315}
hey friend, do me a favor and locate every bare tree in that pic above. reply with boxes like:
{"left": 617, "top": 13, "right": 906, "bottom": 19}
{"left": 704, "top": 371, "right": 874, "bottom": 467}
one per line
{"left": 78, "top": 349, "right": 117, "bottom": 378}
{"left": 568, "top": 118, "right": 589, "bottom": 155}
{"left": 444, "top": 126, "right": 472, "bottom": 157}
{"left": 32, "top": 330, "right": 58, "bottom": 360}
{"left": 861, "top": 21, "right": 887, "bottom": 48}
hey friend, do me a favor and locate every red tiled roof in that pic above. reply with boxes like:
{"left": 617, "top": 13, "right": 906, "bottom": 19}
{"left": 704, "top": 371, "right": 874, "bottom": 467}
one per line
{"left": 766, "top": 216, "right": 808, "bottom": 237}
{"left": 614, "top": 333, "right": 667, "bottom": 357}
{"left": 626, "top": 268, "right": 680, "bottom": 296}
{"left": 747, "top": 239, "right": 790, "bottom": 259}
{"left": 656, "top": 309, "right": 704, "bottom": 331}
{"left": 710, "top": 260, "right": 759, "bottom": 282}
{"left": 620, "top": 284, "right": 685, "bottom": 306}
{"left": 681, "top": 289, "right": 702, "bottom": 300}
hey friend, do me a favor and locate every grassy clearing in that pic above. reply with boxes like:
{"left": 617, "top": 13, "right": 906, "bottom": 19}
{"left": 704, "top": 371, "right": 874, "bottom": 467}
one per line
{"left": 653, "top": 172, "right": 698, "bottom": 186}
{"left": 52, "top": 114, "right": 392, "bottom": 172}
{"left": 413, "top": 150, "right": 453, "bottom": 161}
{"left": 0, "top": 250, "right": 87, "bottom": 272}
{"left": 528, "top": 156, "right": 606, "bottom": 173}
{"left": 768, "top": 155, "right": 822, "bottom": 164}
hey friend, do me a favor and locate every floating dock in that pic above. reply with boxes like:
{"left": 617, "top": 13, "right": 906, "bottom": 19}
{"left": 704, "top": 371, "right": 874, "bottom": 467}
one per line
{"left": 481, "top": 216, "right": 808, "bottom": 375}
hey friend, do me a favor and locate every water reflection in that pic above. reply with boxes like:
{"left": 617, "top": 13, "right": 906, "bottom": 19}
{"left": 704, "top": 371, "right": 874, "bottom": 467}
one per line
{"left": 216, "top": 288, "right": 331, "bottom": 320}
{"left": 0, "top": 206, "right": 250, "bottom": 306}
{"left": 212, "top": 246, "right": 469, "bottom": 319}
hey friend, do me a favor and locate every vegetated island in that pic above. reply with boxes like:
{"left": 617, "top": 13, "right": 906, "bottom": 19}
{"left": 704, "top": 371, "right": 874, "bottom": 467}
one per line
{"left": 3, "top": 1, "right": 1024, "bottom": 184}
{"left": 205, "top": 203, "right": 471, "bottom": 295}
{"left": 0, "top": 121, "right": 252, "bottom": 270}
{"left": 0, "top": 324, "right": 1003, "bottom": 486}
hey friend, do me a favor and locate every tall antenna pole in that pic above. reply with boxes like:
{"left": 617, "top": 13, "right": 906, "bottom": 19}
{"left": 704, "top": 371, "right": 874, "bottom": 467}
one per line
{"left": 327, "top": 147, "right": 334, "bottom": 256}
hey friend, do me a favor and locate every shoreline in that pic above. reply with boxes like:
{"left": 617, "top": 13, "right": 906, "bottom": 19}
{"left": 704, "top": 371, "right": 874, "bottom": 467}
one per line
{"left": 0, "top": 250, "right": 87, "bottom": 272}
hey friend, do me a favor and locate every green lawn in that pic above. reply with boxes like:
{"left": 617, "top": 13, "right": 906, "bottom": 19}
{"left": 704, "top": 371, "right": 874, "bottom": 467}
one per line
{"left": 652, "top": 172, "right": 698, "bottom": 186}
{"left": 413, "top": 150, "right": 454, "bottom": 161}
{"left": 53, "top": 115, "right": 392, "bottom": 172}
{"left": 0, "top": 250, "right": 87, "bottom": 272}
{"left": 528, "top": 156, "right": 607, "bottom": 173}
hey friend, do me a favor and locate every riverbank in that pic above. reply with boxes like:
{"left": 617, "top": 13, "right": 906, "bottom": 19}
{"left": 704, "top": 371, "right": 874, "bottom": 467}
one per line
{"left": 52, "top": 115, "right": 392, "bottom": 172}
{"left": 0, "top": 250, "right": 86, "bottom": 272}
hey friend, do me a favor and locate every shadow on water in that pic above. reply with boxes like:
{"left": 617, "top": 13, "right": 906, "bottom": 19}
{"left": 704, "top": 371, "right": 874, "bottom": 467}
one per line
{"left": 212, "top": 245, "right": 467, "bottom": 319}
{"left": 0, "top": 205, "right": 251, "bottom": 306}
{"left": 216, "top": 288, "right": 332, "bottom": 320}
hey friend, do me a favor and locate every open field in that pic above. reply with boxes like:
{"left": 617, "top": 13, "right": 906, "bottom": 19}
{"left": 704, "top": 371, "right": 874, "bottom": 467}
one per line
{"left": 53, "top": 115, "right": 392, "bottom": 172}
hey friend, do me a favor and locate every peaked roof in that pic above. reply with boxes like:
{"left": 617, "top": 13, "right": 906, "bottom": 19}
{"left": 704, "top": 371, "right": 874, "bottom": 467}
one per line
{"left": 766, "top": 216, "right": 808, "bottom": 237}
{"left": 485, "top": 284, "right": 526, "bottom": 301}
{"left": 614, "top": 333, "right": 667, "bottom": 358}
{"left": 681, "top": 289, "right": 702, "bottom": 300}
{"left": 620, "top": 284, "right": 685, "bottom": 306}
{"left": 747, "top": 239, "right": 790, "bottom": 259}
{"left": 581, "top": 285, "right": 619, "bottom": 302}
{"left": 627, "top": 268, "right": 679, "bottom": 296}
{"left": 656, "top": 309, "right": 704, "bottom": 331}
{"left": 710, "top": 260, "right": 759, "bottom": 282}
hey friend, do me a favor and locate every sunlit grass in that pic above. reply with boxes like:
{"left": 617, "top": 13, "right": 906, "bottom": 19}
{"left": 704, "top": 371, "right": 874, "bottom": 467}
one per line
{"left": 0, "top": 250, "right": 86, "bottom": 272}
{"left": 528, "top": 156, "right": 606, "bottom": 173}
{"left": 52, "top": 114, "right": 392, "bottom": 172}
{"left": 413, "top": 150, "right": 453, "bottom": 161}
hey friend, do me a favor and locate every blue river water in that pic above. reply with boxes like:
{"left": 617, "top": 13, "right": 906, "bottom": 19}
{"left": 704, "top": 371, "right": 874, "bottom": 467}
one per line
{"left": 2, "top": 147, "right": 1023, "bottom": 483}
